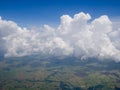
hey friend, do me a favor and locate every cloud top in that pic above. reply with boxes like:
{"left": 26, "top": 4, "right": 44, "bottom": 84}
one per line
{"left": 0, "top": 12, "right": 120, "bottom": 61}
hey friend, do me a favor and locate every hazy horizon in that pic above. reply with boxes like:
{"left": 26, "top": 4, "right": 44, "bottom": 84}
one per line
{"left": 0, "top": 0, "right": 120, "bottom": 90}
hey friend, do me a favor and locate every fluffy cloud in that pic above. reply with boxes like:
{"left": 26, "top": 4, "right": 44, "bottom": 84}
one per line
{"left": 0, "top": 12, "right": 120, "bottom": 61}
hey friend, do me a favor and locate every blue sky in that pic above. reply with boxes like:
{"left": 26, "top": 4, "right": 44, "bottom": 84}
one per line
{"left": 0, "top": 0, "right": 120, "bottom": 27}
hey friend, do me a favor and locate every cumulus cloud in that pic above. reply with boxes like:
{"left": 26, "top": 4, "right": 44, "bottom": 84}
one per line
{"left": 0, "top": 12, "right": 120, "bottom": 61}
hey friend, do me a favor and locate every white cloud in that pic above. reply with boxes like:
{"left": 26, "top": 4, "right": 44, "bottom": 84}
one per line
{"left": 0, "top": 12, "right": 120, "bottom": 62}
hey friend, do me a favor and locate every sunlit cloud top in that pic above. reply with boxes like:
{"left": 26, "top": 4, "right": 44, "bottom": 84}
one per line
{"left": 0, "top": 12, "right": 120, "bottom": 62}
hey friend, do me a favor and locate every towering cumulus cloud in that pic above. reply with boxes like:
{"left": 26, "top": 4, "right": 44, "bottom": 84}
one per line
{"left": 0, "top": 12, "right": 120, "bottom": 61}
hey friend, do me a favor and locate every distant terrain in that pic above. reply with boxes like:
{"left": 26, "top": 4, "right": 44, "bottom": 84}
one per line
{"left": 0, "top": 56, "right": 120, "bottom": 90}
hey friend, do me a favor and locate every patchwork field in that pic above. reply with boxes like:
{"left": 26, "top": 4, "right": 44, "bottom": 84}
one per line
{"left": 0, "top": 57, "right": 120, "bottom": 90}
